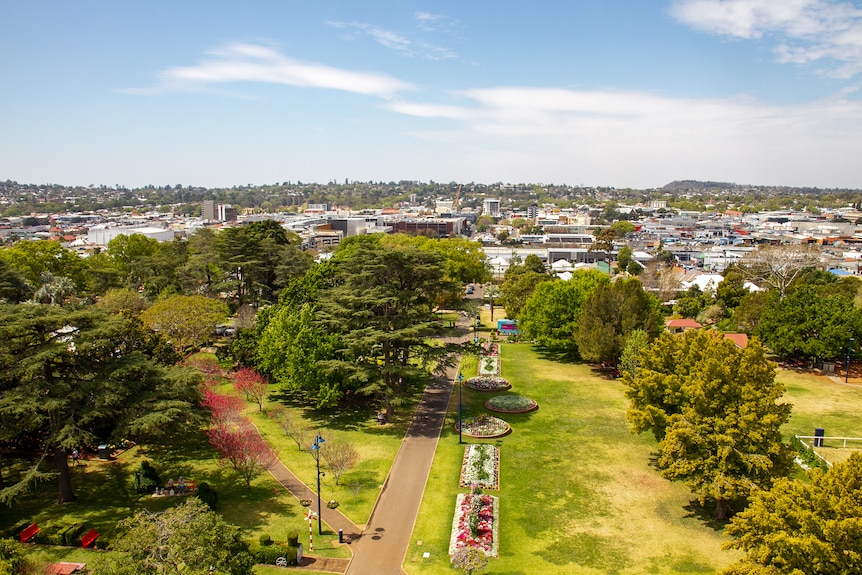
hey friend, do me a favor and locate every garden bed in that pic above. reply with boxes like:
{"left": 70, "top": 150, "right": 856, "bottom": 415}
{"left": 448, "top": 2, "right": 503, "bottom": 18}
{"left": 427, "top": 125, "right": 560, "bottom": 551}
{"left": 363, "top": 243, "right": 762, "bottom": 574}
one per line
{"left": 459, "top": 444, "right": 500, "bottom": 490}
{"left": 457, "top": 415, "right": 511, "bottom": 438}
{"left": 485, "top": 395, "right": 538, "bottom": 414}
{"left": 464, "top": 376, "right": 511, "bottom": 392}
{"left": 478, "top": 356, "right": 500, "bottom": 376}
{"left": 448, "top": 493, "right": 499, "bottom": 557}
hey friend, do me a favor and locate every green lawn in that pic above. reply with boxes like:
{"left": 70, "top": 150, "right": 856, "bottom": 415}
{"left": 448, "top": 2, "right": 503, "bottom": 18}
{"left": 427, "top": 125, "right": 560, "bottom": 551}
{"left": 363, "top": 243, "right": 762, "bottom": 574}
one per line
{"left": 778, "top": 370, "right": 862, "bottom": 464}
{"left": 406, "top": 343, "right": 741, "bottom": 575}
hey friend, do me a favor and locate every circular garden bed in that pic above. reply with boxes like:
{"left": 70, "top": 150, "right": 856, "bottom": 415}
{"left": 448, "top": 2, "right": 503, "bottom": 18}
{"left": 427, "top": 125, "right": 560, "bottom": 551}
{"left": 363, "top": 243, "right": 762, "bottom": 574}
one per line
{"left": 484, "top": 394, "right": 538, "bottom": 413}
{"left": 464, "top": 376, "right": 511, "bottom": 392}
{"left": 457, "top": 414, "right": 511, "bottom": 438}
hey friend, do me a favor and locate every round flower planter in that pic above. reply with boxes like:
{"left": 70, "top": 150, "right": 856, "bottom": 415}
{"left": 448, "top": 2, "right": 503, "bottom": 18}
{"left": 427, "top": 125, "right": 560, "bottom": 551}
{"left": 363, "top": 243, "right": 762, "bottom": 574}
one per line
{"left": 456, "top": 415, "right": 511, "bottom": 438}
{"left": 464, "top": 376, "right": 511, "bottom": 392}
{"left": 484, "top": 394, "right": 538, "bottom": 413}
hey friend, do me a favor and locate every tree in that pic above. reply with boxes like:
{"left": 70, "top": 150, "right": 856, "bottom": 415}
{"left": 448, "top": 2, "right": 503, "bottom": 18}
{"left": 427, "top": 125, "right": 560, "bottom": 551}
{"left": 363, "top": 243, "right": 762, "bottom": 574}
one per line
{"left": 269, "top": 405, "right": 311, "bottom": 452}
{"left": 499, "top": 271, "right": 553, "bottom": 319}
{"left": 519, "top": 269, "right": 608, "bottom": 356}
{"left": 257, "top": 303, "right": 346, "bottom": 408}
{"left": 318, "top": 240, "right": 450, "bottom": 417}
{"left": 321, "top": 440, "right": 360, "bottom": 485}
{"left": 0, "top": 304, "right": 203, "bottom": 503}
{"left": 756, "top": 285, "right": 862, "bottom": 363}
{"left": 112, "top": 498, "right": 255, "bottom": 575}
{"left": 0, "top": 240, "right": 87, "bottom": 292}
{"left": 206, "top": 417, "right": 276, "bottom": 488}
{"left": 624, "top": 330, "right": 793, "bottom": 519}
{"left": 619, "top": 329, "right": 650, "bottom": 378}
{"left": 715, "top": 270, "right": 748, "bottom": 310}
{"left": 575, "top": 278, "right": 663, "bottom": 365}
{"left": 616, "top": 245, "right": 634, "bottom": 274}
{"left": 742, "top": 244, "right": 822, "bottom": 299}
{"left": 232, "top": 368, "right": 267, "bottom": 411}
{"left": 0, "top": 260, "right": 32, "bottom": 303}
{"left": 97, "top": 287, "right": 151, "bottom": 315}
{"left": 141, "top": 295, "right": 229, "bottom": 352}
{"left": 723, "top": 453, "right": 862, "bottom": 575}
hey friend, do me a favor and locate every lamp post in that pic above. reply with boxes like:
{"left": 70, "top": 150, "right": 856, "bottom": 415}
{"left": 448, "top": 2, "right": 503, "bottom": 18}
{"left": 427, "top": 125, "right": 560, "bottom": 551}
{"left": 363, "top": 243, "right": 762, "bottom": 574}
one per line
{"left": 846, "top": 338, "right": 855, "bottom": 383}
{"left": 457, "top": 371, "right": 464, "bottom": 444}
{"left": 310, "top": 433, "right": 325, "bottom": 535}
{"left": 473, "top": 312, "right": 479, "bottom": 344}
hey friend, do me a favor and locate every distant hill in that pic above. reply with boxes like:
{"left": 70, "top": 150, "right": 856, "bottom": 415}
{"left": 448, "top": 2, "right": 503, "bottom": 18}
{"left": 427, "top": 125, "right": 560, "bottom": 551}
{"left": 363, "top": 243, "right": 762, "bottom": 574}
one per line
{"left": 661, "top": 180, "right": 737, "bottom": 192}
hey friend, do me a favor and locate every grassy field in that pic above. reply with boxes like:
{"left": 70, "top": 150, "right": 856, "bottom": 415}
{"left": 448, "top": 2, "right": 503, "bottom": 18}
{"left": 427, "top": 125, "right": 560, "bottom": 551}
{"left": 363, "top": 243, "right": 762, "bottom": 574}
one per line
{"left": 778, "top": 369, "right": 862, "bottom": 464}
{"left": 6, "top": 342, "right": 862, "bottom": 574}
{"left": 406, "top": 343, "right": 741, "bottom": 575}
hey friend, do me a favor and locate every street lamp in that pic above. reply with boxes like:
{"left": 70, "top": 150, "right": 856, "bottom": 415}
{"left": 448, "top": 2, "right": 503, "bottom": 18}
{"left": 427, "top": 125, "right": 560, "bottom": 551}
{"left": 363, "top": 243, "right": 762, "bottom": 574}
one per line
{"left": 473, "top": 312, "right": 479, "bottom": 344}
{"left": 310, "top": 433, "right": 326, "bottom": 535}
{"left": 457, "top": 372, "right": 464, "bottom": 444}
{"left": 846, "top": 338, "right": 855, "bottom": 383}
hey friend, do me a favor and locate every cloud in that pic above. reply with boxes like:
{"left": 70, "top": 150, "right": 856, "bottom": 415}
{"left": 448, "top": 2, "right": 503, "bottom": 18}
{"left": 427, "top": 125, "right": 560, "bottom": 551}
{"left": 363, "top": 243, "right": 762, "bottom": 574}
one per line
{"left": 671, "top": 0, "right": 862, "bottom": 78}
{"left": 125, "top": 42, "right": 412, "bottom": 98}
{"left": 327, "top": 19, "right": 457, "bottom": 60}
{"left": 387, "top": 86, "right": 862, "bottom": 187}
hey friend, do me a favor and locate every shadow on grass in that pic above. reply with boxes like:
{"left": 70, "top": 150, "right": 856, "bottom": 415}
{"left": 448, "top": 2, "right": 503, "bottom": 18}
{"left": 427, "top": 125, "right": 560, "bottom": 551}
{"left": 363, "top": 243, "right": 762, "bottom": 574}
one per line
{"left": 682, "top": 499, "right": 736, "bottom": 532}
{"left": 533, "top": 346, "right": 581, "bottom": 364}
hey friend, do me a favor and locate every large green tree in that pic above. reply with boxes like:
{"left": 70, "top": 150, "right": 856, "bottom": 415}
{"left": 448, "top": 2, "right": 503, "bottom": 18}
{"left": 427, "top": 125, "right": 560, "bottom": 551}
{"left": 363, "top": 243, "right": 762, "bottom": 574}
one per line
{"left": 0, "top": 240, "right": 87, "bottom": 293}
{"left": 110, "top": 498, "right": 254, "bottom": 575}
{"left": 624, "top": 329, "right": 792, "bottom": 519}
{"left": 723, "top": 453, "right": 862, "bottom": 575}
{"left": 756, "top": 285, "right": 862, "bottom": 363}
{"left": 519, "top": 269, "right": 608, "bottom": 356}
{"left": 575, "top": 278, "right": 663, "bottom": 365}
{"left": 0, "top": 304, "right": 202, "bottom": 503}
{"left": 317, "top": 240, "right": 450, "bottom": 416}
{"left": 498, "top": 271, "right": 553, "bottom": 319}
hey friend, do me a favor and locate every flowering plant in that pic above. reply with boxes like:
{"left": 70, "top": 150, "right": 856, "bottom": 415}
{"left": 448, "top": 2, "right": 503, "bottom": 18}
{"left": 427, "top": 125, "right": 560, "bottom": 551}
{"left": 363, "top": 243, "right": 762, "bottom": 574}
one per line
{"left": 463, "top": 376, "right": 510, "bottom": 392}
{"left": 448, "top": 493, "right": 499, "bottom": 557}
{"left": 478, "top": 356, "right": 500, "bottom": 376}
{"left": 459, "top": 444, "right": 499, "bottom": 490}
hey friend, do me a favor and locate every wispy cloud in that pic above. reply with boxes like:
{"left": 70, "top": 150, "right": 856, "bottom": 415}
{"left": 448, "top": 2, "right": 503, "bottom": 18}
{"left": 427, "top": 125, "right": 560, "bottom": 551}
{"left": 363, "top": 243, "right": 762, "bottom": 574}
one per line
{"left": 414, "top": 11, "right": 459, "bottom": 33}
{"left": 670, "top": 0, "right": 862, "bottom": 78}
{"left": 121, "top": 42, "right": 412, "bottom": 97}
{"left": 327, "top": 18, "right": 458, "bottom": 60}
{"left": 387, "top": 87, "right": 862, "bottom": 186}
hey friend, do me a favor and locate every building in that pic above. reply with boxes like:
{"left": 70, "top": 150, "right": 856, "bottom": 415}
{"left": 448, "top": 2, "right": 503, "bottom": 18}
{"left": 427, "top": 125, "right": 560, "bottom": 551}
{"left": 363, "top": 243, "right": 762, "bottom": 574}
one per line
{"left": 483, "top": 199, "right": 501, "bottom": 217}
{"left": 201, "top": 200, "right": 237, "bottom": 222}
{"left": 202, "top": 200, "right": 216, "bottom": 221}
{"left": 393, "top": 218, "right": 463, "bottom": 238}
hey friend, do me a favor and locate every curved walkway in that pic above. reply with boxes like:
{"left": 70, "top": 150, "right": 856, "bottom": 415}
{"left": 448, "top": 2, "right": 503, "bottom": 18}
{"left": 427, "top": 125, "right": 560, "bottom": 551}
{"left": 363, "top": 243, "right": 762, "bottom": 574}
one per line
{"left": 263, "top": 319, "right": 469, "bottom": 574}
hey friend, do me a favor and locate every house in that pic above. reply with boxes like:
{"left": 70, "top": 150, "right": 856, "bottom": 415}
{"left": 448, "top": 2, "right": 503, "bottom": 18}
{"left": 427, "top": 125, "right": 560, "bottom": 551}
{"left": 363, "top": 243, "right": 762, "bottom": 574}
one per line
{"left": 665, "top": 318, "right": 703, "bottom": 334}
{"left": 723, "top": 333, "right": 749, "bottom": 348}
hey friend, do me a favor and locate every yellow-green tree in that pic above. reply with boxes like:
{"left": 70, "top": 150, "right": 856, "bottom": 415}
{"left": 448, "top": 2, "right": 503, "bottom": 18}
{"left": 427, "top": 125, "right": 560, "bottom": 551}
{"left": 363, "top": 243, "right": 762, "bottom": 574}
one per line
{"left": 141, "top": 295, "right": 229, "bottom": 352}
{"left": 624, "top": 330, "right": 792, "bottom": 519}
{"left": 723, "top": 453, "right": 862, "bottom": 574}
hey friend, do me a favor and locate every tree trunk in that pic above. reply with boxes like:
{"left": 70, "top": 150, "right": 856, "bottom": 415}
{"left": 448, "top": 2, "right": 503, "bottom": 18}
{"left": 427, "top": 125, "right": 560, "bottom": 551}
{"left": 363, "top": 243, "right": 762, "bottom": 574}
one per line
{"left": 715, "top": 498, "right": 729, "bottom": 521}
{"left": 54, "top": 447, "right": 76, "bottom": 503}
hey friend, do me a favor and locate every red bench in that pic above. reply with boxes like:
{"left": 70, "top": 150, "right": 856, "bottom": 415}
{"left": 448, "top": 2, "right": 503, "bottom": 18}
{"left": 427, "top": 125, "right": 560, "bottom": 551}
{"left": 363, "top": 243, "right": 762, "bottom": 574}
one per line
{"left": 20, "top": 523, "right": 40, "bottom": 543}
{"left": 81, "top": 528, "right": 99, "bottom": 548}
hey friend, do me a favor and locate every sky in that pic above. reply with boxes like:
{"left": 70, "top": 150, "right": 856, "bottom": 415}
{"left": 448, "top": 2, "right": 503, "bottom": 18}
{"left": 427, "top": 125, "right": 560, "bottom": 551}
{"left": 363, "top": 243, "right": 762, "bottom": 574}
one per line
{"left": 2, "top": 0, "right": 862, "bottom": 190}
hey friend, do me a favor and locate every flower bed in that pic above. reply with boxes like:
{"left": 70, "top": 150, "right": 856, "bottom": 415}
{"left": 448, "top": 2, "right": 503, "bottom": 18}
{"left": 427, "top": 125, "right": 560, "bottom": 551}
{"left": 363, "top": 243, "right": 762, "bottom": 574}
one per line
{"left": 463, "top": 376, "right": 511, "bottom": 392}
{"left": 483, "top": 342, "right": 499, "bottom": 356}
{"left": 457, "top": 414, "right": 511, "bottom": 438}
{"left": 485, "top": 394, "right": 538, "bottom": 414}
{"left": 478, "top": 356, "right": 500, "bottom": 376}
{"left": 448, "top": 493, "right": 499, "bottom": 557}
{"left": 459, "top": 444, "right": 499, "bottom": 490}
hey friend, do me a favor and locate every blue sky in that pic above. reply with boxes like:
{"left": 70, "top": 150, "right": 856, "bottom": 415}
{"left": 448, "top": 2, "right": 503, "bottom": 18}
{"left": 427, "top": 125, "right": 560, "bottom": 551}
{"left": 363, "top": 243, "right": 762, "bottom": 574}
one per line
{"left": 3, "top": 0, "right": 862, "bottom": 189}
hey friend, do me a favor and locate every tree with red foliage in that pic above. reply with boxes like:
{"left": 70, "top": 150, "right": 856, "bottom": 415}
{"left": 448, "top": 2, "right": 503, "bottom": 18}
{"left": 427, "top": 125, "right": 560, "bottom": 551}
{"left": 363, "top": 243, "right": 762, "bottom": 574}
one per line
{"left": 201, "top": 390, "right": 244, "bottom": 425}
{"left": 233, "top": 368, "right": 267, "bottom": 412}
{"left": 206, "top": 418, "right": 275, "bottom": 488}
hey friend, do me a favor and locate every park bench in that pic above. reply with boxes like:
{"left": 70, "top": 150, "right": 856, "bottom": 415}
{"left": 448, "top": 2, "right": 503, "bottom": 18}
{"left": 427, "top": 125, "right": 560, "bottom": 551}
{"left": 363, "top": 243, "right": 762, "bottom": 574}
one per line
{"left": 81, "top": 528, "right": 99, "bottom": 548}
{"left": 20, "top": 523, "right": 40, "bottom": 542}
{"left": 164, "top": 479, "right": 197, "bottom": 494}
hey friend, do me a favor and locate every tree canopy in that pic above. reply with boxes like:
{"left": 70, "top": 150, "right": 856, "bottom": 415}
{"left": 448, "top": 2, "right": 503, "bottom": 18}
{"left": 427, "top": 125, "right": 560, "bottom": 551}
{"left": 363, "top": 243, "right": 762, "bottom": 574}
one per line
{"left": 519, "top": 269, "right": 609, "bottom": 356}
{"left": 624, "top": 329, "right": 792, "bottom": 519}
{"left": 0, "top": 304, "right": 203, "bottom": 503}
{"left": 723, "top": 453, "right": 862, "bottom": 575}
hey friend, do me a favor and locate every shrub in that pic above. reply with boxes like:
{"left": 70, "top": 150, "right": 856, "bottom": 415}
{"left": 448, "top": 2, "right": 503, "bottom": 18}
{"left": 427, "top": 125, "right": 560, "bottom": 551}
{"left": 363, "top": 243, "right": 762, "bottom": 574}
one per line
{"left": 258, "top": 534, "right": 273, "bottom": 546}
{"left": 250, "top": 543, "right": 298, "bottom": 565}
{"left": 194, "top": 482, "right": 218, "bottom": 510}
{"left": 287, "top": 532, "right": 299, "bottom": 547}
{"left": 133, "top": 460, "right": 162, "bottom": 494}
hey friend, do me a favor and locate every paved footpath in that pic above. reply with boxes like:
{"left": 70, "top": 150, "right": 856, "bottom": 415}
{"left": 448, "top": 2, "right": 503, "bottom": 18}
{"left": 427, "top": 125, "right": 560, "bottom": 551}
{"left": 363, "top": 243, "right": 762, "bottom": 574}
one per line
{"left": 264, "top": 322, "right": 468, "bottom": 574}
{"left": 344, "top": 357, "right": 460, "bottom": 575}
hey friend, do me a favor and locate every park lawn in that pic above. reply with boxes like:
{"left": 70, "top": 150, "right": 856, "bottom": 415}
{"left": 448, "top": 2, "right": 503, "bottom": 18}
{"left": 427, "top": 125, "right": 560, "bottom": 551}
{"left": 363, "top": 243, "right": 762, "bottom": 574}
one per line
{"left": 778, "top": 369, "right": 862, "bottom": 464}
{"left": 406, "top": 343, "right": 740, "bottom": 575}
